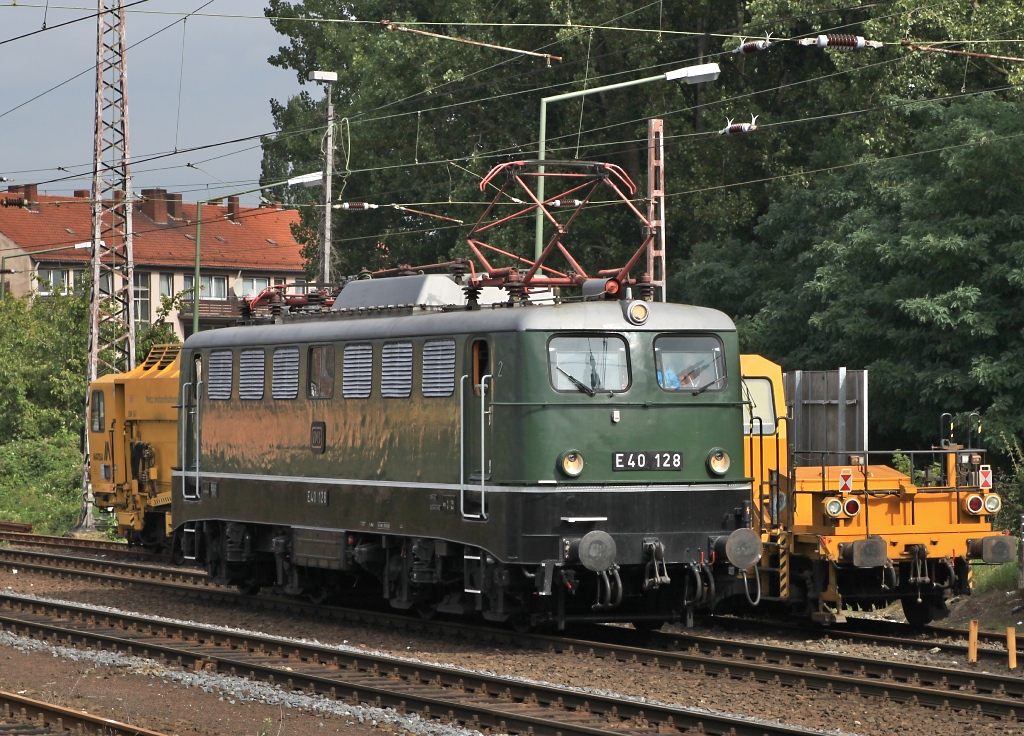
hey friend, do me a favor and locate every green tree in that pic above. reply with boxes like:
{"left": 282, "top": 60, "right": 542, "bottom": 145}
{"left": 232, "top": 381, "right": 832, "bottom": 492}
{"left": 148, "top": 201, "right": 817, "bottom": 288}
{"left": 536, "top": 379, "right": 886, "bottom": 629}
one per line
{"left": 680, "top": 96, "right": 1024, "bottom": 448}
{"left": 0, "top": 290, "right": 88, "bottom": 443}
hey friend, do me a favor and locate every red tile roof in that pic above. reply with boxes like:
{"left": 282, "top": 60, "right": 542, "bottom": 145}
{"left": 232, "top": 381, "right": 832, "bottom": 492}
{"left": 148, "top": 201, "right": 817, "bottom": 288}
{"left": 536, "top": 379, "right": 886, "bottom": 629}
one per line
{"left": 0, "top": 193, "right": 306, "bottom": 273}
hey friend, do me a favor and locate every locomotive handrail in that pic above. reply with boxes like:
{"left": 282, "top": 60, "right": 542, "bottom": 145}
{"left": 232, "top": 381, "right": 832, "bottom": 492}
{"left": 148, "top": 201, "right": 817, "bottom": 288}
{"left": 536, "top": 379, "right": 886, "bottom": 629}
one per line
{"left": 193, "top": 380, "right": 203, "bottom": 500}
{"left": 459, "top": 375, "right": 467, "bottom": 517}
{"left": 179, "top": 382, "right": 191, "bottom": 501}
{"left": 478, "top": 374, "right": 492, "bottom": 521}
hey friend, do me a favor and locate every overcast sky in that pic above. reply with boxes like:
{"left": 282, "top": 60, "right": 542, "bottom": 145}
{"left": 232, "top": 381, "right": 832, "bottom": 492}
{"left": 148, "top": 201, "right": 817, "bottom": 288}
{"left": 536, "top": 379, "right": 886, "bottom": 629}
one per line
{"left": 0, "top": 1, "right": 307, "bottom": 205}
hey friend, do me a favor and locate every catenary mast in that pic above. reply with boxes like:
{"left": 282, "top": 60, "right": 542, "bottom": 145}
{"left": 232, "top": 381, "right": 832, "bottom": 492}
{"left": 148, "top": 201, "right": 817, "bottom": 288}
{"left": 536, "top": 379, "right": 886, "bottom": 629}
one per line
{"left": 79, "top": 0, "right": 136, "bottom": 530}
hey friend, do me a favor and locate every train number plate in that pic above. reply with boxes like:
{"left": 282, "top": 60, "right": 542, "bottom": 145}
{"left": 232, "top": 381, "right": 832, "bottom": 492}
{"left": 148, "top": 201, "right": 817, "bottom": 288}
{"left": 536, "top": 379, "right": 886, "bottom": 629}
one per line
{"left": 613, "top": 452, "right": 682, "bottom": 471}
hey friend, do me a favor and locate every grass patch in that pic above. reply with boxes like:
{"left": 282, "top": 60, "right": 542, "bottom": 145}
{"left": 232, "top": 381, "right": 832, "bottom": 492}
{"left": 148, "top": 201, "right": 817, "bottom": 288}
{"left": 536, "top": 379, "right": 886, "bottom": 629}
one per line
{"left": 0, "top": 433, "right": 83, "bottom": 535}
{"left": 972, "top": 561, "right": 1020, "bottom": 594}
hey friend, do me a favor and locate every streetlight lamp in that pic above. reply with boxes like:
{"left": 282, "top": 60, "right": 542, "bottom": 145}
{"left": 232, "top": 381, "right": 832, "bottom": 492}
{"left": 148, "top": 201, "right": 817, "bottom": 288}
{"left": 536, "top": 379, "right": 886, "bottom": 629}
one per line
{"left": 309, "top": 70, "right": 338, "bottom": 284}
{"left": 0, "top": 241, "right": 93, "bottom": 299}
{"left": 534, "top": 62, "right": 721, "bottom": 258}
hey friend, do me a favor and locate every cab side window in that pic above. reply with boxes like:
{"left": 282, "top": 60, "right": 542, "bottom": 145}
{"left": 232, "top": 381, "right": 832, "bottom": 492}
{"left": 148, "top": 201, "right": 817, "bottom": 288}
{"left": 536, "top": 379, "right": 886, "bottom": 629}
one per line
{"left": 308, "top": 345, "right": 335, "bottom": 399}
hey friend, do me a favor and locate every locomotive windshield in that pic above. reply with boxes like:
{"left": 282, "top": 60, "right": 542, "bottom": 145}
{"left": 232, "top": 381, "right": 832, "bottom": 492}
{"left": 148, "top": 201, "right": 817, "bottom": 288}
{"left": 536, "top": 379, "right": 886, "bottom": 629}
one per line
{"left": 654, "top": 335, "right": 726, "bottom": 392}
{"left": 548, "top": 335, "right": 630, "bottom": 394}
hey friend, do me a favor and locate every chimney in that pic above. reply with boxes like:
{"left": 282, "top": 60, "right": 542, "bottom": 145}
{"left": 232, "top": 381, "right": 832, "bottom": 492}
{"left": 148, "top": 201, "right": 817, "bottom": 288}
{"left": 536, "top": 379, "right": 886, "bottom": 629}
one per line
{"left": 140, "top": 188, "right": 168, "bottom": 224}
{"left": 227, "top": 196, "right": 240, "bottom": 222}
{"left": 23, "top": 184, "right": 38, "bottom": 202}
{"left": 7, "top": 185, "right": 22, "bottom": 194}
{"left": 167, "top": 193, "right": 182, "bottom": 219}
{"left": 74, "top": 190, "right": 90, "bottom": 199}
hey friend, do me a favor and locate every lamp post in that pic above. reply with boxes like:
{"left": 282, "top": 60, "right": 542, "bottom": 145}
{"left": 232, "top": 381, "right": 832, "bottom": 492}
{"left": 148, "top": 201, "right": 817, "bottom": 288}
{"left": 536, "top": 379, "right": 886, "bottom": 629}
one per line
{"left": 0, "top": 242, "right": 93, "bottom": 299}
{"left": 309, "top": 70, "right": 338, "bottom": 284}
{"left": 534, "top": 62, "right": 721, "bottom": 259}
{"left": 191, "top": 176, "right": 316, "bottom": 334}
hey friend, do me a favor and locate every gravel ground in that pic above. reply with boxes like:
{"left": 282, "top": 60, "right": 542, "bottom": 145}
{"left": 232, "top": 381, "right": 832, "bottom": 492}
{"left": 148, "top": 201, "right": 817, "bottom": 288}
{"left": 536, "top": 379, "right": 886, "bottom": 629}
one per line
{"left": 1, "top": 564, "right": 1022, "bottom": 736}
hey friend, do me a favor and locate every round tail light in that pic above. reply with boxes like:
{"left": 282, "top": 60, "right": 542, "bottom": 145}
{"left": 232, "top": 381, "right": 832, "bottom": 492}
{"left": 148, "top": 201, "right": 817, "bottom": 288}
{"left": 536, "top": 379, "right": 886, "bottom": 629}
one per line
{"left": 824, "top": 498, "right": 843, "bottom": 518}
{"left": 984, "top": 494, "right": 1002, "bottom": 514}
{"left": 965, "top": 494, "right": 984, "bottom": 514}
{"left": 843, "top": 497, "right": 861, "bottom": 517}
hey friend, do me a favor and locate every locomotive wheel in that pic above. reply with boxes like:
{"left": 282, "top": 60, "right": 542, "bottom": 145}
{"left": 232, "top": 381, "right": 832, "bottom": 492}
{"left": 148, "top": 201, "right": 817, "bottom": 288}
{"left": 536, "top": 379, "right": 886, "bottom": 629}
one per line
{"left": 901, "top": 596, "right": 949, "bottom": 627}
{"left": 236, "top": 582, "right": 261, "bottom": 596}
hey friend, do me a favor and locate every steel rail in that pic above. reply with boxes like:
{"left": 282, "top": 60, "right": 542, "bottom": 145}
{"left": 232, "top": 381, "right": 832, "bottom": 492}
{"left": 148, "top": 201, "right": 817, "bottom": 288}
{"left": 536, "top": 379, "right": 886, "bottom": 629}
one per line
{"left": 3, "top": 547, "right": 1022, "bottom": 720}
{"left": 0, "top": 688, "right": 171, "bottom": 736}
{"left": 0, "top": 531, "right": 170, "bottom": 562}
{"left": 0, "top": 593, "right": 824, "bottom": 736}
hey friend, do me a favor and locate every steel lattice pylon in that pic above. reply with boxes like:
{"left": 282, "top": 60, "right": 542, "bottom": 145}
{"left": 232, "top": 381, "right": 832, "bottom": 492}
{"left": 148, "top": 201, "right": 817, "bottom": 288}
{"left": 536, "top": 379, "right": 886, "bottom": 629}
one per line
{"left": 79, "top": 0, "right": 136, "bottom": 531}
{"left": 89, "top": 0, "right": 135, "bottom": 382}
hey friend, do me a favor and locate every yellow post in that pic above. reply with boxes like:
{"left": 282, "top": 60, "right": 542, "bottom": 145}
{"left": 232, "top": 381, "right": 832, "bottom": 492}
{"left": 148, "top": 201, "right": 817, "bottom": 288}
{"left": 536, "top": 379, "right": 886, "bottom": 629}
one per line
{"left": 968, "top": 619, "right": 979, "bottom": 663}
{"left": 1008, "top": 627, "right": 1017, "bottom": 670}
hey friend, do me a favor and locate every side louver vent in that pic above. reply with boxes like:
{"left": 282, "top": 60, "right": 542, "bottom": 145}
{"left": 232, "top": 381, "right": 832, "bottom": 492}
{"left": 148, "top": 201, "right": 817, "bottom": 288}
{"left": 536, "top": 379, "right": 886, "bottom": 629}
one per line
{"left": 381, "top": 342, "right": 413, "bottom": 398}
{"left": 238, "top": 349, "right": 265, "bottom": 400}
{"left": 272, "top": 347, "right": 299, "bottom": 399}
{"left": 422, "top": 339, "right": 456, "bottom": 397}
{"left": 207, "top": 350, "right": 233, "bottom": 400}
{"left": 343, "top": 343, "right": 372, "bottom": 399}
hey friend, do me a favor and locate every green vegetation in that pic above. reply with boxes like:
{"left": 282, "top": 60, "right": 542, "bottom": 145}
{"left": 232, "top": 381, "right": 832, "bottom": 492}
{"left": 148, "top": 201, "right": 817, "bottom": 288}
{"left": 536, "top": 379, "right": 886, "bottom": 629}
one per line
{"left": 0, "top": 434, "right": 83, "bottom": 534}
{"left": 971, "top": 562, "right": 1019, "bottom": 595}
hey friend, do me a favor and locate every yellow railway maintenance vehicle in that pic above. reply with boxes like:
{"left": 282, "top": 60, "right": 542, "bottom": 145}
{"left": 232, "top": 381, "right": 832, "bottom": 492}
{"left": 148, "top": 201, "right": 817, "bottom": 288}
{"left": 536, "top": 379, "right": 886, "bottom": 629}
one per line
{"left": 741, "top": 354, "right": 1018, "bottom": 626}
{"left": 88, "top": 345, "right": 181, "bottom": 553}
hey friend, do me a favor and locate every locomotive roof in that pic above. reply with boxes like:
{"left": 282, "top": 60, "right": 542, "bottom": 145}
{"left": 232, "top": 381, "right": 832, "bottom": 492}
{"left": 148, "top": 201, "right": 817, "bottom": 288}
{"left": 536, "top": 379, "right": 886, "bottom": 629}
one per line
{"left": 183, "top": 299, "right": 736, "bottom": 350}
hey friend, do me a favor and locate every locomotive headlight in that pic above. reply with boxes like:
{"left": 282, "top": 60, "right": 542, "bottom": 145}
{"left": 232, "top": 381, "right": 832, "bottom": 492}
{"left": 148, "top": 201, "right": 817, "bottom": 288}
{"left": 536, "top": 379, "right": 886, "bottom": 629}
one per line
{"left": 626, "top": 301, "right": 649, "bottom": 325}
{"left": 706, "top": 448, "right": 731, "bottom": 476}
{"left": 984, "top": 494, "right": 1002, "bottom": 514}
{"left": 824, "top": 498, "right": 843, "bottom": 518}
{"left": 964, "top": 494, "right": 984, "bottom": 515}
{"left": 558, "top": 450, "right": 585, "bottom": 477}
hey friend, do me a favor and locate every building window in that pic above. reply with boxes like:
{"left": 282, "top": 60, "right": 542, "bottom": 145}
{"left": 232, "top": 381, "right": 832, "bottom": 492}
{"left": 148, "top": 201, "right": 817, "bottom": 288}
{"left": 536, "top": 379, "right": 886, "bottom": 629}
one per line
{"left": 184, "top": 274, "right": 227, "bottom": 299}
{"left": 293, "top": 278, "right": 307, "bottom": 295}
{"left": 159, "top": 273, "right": 174, "bottom": 298}
{"left": 36, "top": 268, "right": 69, "bottom": 295}
{"left": 133, "top": 271, "right": 150, "bottom": 327}
{"left": 99, "top": 272, "right": 112, "bottom": 295}
{"left": 242, "top": 277, "right": 269, "bottom": 297}
{"left": 308, "top": 345, "right": 335, "bottom": 399}
{"left": 72, "top": 270, "right": 85, "bottom": 294}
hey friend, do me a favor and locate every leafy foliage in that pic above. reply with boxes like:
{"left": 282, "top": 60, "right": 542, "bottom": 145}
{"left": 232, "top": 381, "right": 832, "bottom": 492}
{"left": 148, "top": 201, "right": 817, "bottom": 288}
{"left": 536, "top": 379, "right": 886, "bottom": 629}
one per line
{"left": 680, "top": 97, "right": 1024, "bottom": 448}
{"left": 0, "top": 434, "right": 83, "bottom": 535}
{"left": 0, "top": 291, "right": 88, "bottom": 443}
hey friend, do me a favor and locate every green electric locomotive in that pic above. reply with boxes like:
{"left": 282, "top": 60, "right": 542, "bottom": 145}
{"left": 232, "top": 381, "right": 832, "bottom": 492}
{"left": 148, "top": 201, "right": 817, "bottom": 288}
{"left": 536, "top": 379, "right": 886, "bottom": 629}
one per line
{"left": 171, "top": 160, "right": 762, "bottom": 628}
{"left": 172, "top": 274, "right": 760, "bottom": 627}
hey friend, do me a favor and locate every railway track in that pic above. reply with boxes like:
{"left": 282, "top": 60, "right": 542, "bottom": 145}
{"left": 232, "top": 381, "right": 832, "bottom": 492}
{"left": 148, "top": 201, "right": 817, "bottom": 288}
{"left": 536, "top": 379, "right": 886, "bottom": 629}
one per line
{"left": 1, "top": 546, "right": 1023, "bottom": 725}
{"left": 0, "top": 530, "right": 169, "bottom": 563}
{"left": 0, "top": 592, "right": 829, "bottom": 736}
{"left": 0, "top": 687, "right": 170, "bottom": 735}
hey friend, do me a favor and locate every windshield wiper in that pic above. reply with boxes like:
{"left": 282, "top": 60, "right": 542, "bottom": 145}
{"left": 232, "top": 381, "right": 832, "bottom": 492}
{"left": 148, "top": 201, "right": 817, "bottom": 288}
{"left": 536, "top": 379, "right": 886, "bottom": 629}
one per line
{"left": 692, "top": 374, "right": 726, "bottom": 396}
{"left": 557, "top": 366, "right": 596, "bottom": 397}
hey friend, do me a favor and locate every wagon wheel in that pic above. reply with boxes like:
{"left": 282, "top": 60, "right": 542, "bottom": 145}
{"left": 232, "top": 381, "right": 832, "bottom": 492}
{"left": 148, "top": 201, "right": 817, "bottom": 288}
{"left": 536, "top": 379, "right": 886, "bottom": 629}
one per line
{"left": 901, "top": 596, "right": 949, "bottom": 627}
